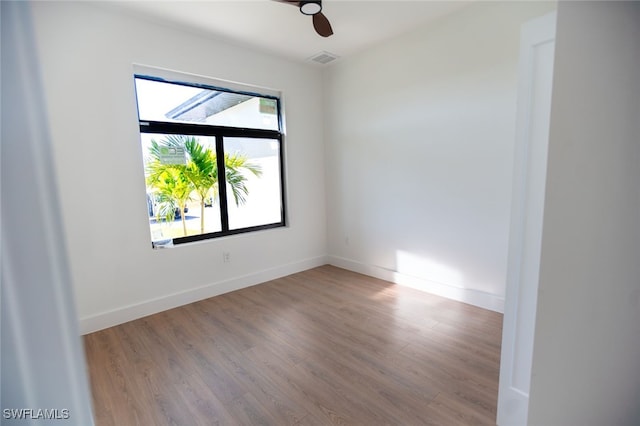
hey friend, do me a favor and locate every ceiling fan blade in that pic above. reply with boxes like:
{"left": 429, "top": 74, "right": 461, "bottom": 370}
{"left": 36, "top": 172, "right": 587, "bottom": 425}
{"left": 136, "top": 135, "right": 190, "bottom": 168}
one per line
{"left": 272, "top": 0, "right": 334, "bottom": 37}
{"left": 272, "top": 0, "right": 298, "bottom": 3}
{"left": 272, "top": 0, "right": 300, "bottom": 7}
{"left": 312, "top": 12, "right": 333, "bottom": 37}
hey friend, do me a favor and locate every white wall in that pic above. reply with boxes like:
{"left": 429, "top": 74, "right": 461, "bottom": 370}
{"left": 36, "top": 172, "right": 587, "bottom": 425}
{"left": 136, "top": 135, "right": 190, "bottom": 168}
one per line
{"left": 324, "top": 1, "right": 556, "bottom": 311}
{"left": 528, "top": 2, "right": 640, "bottom": 424}
{"left": 29, "top": 1, "right": 327, "bottom": 334}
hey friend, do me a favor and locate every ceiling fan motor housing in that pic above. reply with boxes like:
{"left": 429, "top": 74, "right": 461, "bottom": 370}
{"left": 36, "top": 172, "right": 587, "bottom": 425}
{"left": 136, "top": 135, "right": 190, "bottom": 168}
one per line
{"left": 300, "top": 1, "right": 322, "bottom": 16}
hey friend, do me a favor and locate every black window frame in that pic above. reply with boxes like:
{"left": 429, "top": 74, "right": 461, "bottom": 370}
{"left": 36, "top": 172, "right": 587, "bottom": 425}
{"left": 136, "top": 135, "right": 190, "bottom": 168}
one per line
{"left": 134, "top": 74, "right": 287, "bottom": 246}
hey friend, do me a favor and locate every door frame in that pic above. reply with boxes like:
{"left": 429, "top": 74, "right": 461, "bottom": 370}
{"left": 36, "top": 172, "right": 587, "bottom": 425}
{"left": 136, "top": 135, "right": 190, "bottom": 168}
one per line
{"left": 497, "top": 11, "right": 557, "bottom": 426}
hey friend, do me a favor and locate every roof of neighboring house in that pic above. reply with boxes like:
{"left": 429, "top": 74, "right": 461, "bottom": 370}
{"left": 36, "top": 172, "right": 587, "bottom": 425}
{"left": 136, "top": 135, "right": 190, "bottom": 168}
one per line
{"left": 166, "top": 90, "right": 252, "bottom": 122}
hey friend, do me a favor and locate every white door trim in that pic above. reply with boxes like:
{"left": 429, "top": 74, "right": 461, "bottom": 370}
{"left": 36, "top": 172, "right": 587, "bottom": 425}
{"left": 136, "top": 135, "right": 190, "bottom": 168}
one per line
{"left": 1, "top": 3, "right": 95, "bottom": 423}
{"left": 497, "top": 11, "right": 557, "bottom": 426}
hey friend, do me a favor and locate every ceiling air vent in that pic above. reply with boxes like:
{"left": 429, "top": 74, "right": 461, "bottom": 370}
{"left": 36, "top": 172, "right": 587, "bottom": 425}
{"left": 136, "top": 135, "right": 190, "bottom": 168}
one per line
{"left": 307, "top": 51, "right": 339, "bottom": 65}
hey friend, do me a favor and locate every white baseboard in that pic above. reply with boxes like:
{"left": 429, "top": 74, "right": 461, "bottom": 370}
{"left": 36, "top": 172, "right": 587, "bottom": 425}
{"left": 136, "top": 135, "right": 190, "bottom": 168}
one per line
{"left": 79, "top": 255, "right": 328, "bottom": 334}
{"left": 328, "top": 255, "right": 505, "bottom": 313}
{"left": 80, "top": 254, "right": 503, "bottom": 334}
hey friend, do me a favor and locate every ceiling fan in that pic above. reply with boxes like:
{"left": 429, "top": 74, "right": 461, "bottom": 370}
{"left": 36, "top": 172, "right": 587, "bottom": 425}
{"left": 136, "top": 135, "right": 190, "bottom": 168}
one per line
{"left": 273, "top": 1, "right": 334, "bottom": 38}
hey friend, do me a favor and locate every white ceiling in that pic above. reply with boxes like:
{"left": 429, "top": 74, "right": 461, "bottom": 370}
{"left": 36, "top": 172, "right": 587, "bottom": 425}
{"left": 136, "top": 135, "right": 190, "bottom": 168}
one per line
{"left": 106, "top": 1, "right": 473, "bottom": 65}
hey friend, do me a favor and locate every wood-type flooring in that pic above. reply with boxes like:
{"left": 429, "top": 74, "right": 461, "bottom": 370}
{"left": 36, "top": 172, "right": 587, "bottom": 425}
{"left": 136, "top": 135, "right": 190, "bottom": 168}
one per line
{"left": 84, "top": 265, "right": 502, "bottom": 425}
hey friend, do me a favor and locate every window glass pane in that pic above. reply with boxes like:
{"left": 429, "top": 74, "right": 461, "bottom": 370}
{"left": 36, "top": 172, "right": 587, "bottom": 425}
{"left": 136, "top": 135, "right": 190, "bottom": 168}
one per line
{"left": 135, "top": 78, "right": 279, "bottom": 131}
{"left": 141, "top": 133, "right": 222, "bottom": 242}
{"left": 224, "top": 137, "right": 283, "bottom": 230}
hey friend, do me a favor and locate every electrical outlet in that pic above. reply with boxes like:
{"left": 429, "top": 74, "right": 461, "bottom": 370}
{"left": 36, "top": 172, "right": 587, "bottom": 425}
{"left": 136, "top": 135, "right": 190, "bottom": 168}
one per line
{"left": 223, "top": 251, "right": 231, "bottom": 263}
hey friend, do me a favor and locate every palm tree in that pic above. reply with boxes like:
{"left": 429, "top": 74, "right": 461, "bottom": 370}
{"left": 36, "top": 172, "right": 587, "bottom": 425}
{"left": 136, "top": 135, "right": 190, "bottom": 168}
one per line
{"left": 224, "top": 152, "right": 262, "bottom": 206}
{"left": 145, "top": 135, "right": 262, "bottom": 235}
{"left": 182, "top": 137, "right": 217, "bottom": 234}
{"left": 146, "top": 139, "right": 193, "bottom": 236}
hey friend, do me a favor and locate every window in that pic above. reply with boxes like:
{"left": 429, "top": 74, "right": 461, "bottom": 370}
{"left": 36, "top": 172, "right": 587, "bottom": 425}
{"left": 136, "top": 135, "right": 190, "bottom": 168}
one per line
{"left": 134, "top": 74, "right": 286, "bottom": 247}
